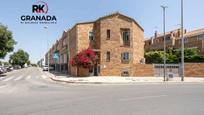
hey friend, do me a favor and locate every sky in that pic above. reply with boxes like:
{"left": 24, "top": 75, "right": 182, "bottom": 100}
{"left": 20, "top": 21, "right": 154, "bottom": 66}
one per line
{"left": 0, "top": 0, "right": 204, "bottom": 63}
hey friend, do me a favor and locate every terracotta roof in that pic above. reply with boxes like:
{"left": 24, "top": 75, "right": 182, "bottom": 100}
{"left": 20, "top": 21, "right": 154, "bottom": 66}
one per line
{"left": 185, "top": 28, "right": 204, "bottom": 37}
{"left": 145, "top": 29, "right": 181, "bottom": 41}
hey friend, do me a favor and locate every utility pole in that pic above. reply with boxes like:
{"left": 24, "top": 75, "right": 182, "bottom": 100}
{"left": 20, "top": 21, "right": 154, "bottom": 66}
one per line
{"left": 161, "top": 5, "right": 168, "bottom": 81}
{"left": 181, "top": 0, "right": 184, "bottom": 81}
{"left": 44, "top": 26, "right": 49, "bottom": 72}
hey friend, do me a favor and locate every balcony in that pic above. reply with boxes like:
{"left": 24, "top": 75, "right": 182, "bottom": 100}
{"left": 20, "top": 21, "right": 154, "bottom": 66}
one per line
{"left": 123, "top": 41, "right": 130, "bottom": 47}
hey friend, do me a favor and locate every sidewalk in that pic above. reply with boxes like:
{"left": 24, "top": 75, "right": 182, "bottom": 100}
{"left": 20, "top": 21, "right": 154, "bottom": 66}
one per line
{"left": 43, "top": 71, "right": 204, "bottom": 84}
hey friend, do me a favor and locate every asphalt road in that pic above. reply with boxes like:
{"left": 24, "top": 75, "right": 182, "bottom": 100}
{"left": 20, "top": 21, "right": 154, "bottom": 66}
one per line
{"left": 0, "top": 67, "right": 204, "bottom": 115}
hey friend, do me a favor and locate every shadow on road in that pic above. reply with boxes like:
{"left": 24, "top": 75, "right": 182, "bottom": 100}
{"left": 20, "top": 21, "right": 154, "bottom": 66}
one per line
{"left": 0, "top": 74, "right": 7, "bottom": 78}
{"left": 49, "top": 70, "right": 70, "bottom": 77}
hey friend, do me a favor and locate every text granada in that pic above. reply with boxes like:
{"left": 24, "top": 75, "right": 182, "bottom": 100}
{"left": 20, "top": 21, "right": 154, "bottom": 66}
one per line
{"left": 21, "top": 15, "right": 57, "bottom": 21}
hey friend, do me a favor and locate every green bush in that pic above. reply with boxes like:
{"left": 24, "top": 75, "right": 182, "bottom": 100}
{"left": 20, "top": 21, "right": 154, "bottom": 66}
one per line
{"left": 145, "top": 48, "right": 204, "bottom": 64}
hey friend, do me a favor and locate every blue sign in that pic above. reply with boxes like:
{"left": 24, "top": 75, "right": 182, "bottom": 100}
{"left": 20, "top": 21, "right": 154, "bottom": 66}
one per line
{"left": 53, "top": 52, "right": 59, "bottom": 60}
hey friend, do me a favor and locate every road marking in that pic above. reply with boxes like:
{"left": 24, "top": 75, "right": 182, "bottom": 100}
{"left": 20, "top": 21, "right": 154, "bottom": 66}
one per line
{"left": 26, "top": 75, "right": 31, "bottom": 80}
{"left": 41, "top": 75, "right": 47, "bottom": 79}
{"left": 0, "top": 85, "right": 7, "bottom": 89}
{"left": 120, "top": 95, "right": 167, "bottom": 101}
{"left": 2, "top": 76, "right": 15, "bottom": 81}
{"left": 14, "top": 76, "right": 24, "bottom": 81}
{"left": 0, "top": 77, "right": 4, "bottom": 80}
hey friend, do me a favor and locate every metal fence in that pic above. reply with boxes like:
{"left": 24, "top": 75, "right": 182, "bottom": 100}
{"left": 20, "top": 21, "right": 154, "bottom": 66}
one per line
{"left": 154, "top": 64, "right": 180, "bottom": 77}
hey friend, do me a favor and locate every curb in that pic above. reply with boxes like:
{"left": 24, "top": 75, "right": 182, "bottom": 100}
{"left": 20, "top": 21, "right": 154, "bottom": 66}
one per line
{"left": 44, "top": 72, "right": 106, "bottom": 84}
{"left": 43, "top": 72, "right": 185, "bottom": 84}
{"left": 42, "top": 70, "right": 204, "bottom": 84}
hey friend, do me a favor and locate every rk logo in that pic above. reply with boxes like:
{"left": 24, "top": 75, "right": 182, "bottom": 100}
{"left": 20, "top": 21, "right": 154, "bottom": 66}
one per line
{"left": 32, "top": 1, "right": 48, "bottom": 14}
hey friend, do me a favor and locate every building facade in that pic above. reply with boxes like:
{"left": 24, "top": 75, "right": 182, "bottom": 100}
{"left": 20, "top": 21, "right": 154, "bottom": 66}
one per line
{"left": 45, "top": 30, "right": 69, "bottom": 74}
{"left": 145, "top": 28, "right": 204, "bottom": 54}
{"left": 46, "top": 12, "right": 145, "bottom": 76}
{"left": 174, "top": 28, "right": 204, "bottom": 54}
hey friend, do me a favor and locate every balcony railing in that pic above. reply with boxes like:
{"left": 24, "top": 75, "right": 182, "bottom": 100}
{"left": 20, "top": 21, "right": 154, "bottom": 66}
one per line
{"left": 122, "top": 41, "right": 130, "bottom": 47}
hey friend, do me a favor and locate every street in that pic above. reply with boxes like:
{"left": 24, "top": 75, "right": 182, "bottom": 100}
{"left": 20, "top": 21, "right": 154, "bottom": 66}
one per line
{"left": 0, "top": 67, "right": 204, "bottom": 115}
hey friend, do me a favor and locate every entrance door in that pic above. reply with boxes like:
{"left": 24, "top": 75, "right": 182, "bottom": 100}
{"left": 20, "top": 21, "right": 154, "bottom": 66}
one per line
{"left": 94, "top": 64, "right": 98, "bottom": 76}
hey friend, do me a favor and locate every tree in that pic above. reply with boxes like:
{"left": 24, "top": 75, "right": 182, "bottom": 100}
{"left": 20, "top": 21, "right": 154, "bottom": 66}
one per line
{"left": 9, "top": 49, "right": 29, "bottom": 67}
{"left": 192, "top": 55, "right": 204, "bottom": 62}
{"left": 27, "top": 60, "right": 31, "bottom": 65}
{"left": 3, "top": 62, "right": 10, "bottom": 66}
{"left": 0, "top": 24, "right": 16, "bottom": 58}
{"left": 174, "top": 48, "right": 199, "bottom": 62}
{"left": 145, "top": 51, "right": 164, "bottom": 64}
{"left": 145, "top": 48, "right": 204, "bottom": 64}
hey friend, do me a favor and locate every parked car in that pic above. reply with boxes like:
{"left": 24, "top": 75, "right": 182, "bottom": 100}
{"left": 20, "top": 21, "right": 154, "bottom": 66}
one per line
{"left": 13, "top": 65, "right": 21, "bottom": 70}
{"left": 0, "top": 66, "right": 7, "bottom": 73}
{"left": 6, "top": 66, "right": 13, "bottom": 72}
{"left": 0, "top": 67, "right": 4, "bottom": 74}
{"left": 42, "top": 65, "right": 49, "bottom": 71}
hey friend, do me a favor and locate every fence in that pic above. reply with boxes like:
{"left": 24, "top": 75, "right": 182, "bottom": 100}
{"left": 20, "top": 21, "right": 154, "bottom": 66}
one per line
{"left": 154, "top": 64, "right": 180, "bottom": 77}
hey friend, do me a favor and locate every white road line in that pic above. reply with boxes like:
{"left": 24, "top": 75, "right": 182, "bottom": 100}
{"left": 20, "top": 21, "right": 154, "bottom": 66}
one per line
{"left": 120, "top": 95, "right": 167, "bottom": 101}
{"left": 0, "top": 77, "right": 4, "bottom": 80}
{"left": 41, "top": 75, "right": 47, "bottom": 79}
{"left": 26, "top": 75, "right": 31, "bottom": 80}
{"left": 2, "top": 76, "right": 15, "bottom": 82}
{"left": 0, "top": 85, "right": 7, "bottom": 89}
{"left": 14, "top": 76, "right": 24, "bottom": 81}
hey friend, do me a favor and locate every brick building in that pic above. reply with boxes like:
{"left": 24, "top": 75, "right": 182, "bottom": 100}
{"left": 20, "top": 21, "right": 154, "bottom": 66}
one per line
{"left": 46, "top": 12, "right": 145, "bottom": 76}
{"left": 45, "top": 30, "right": 69, "bottom": 74}
{"left": 174, "top": 28, "right": 204, "bottom": 54}
{"left": 145, "top": 28, "right": 204, "bottom": 54}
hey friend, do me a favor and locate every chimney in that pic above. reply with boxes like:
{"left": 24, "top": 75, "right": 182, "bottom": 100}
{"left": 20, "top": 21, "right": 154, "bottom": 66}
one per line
{"left": 154, "top": 31, "right": 157, "bottom": 38}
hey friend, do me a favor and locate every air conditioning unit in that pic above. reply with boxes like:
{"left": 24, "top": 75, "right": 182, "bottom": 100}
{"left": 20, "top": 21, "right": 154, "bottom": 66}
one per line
{"left": 140, "top": 58, "right": 146, "bottom": 64}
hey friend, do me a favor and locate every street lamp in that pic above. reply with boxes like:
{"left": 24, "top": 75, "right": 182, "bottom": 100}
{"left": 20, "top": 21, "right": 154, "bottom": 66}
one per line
{"left": 181, "top": 0, "right": 184, "bottom": 81}
{"left": 44, "top": 26, "right": 50, "bottom": 72}
{"left": 161, "top": 5, "right": 168, "bottom": 81}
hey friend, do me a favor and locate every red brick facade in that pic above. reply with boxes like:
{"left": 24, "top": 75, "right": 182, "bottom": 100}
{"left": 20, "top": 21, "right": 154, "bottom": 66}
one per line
{"left": 46, "top": 12, "right": 145, "bottom": 76}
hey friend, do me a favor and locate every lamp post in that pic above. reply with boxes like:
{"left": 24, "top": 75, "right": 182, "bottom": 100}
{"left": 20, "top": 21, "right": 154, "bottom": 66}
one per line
{"left": 181, "top": 0, "right": 184, "bottom": 81}
{"left": 44, "top": 26, "right": 49, "bottom": 72}
{"left": 161, "top": 5, "right": 168, "bottom": 81}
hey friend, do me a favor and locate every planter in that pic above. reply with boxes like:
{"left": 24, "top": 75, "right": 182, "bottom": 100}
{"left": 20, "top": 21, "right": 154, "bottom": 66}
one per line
{"left": 77, "top": 67, "right": 90, "bottom": 77}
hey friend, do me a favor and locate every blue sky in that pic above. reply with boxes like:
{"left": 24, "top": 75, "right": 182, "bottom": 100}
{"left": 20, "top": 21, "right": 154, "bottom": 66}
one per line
{"left": 0, "top": 0, "right": 204, "bottom": 63}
